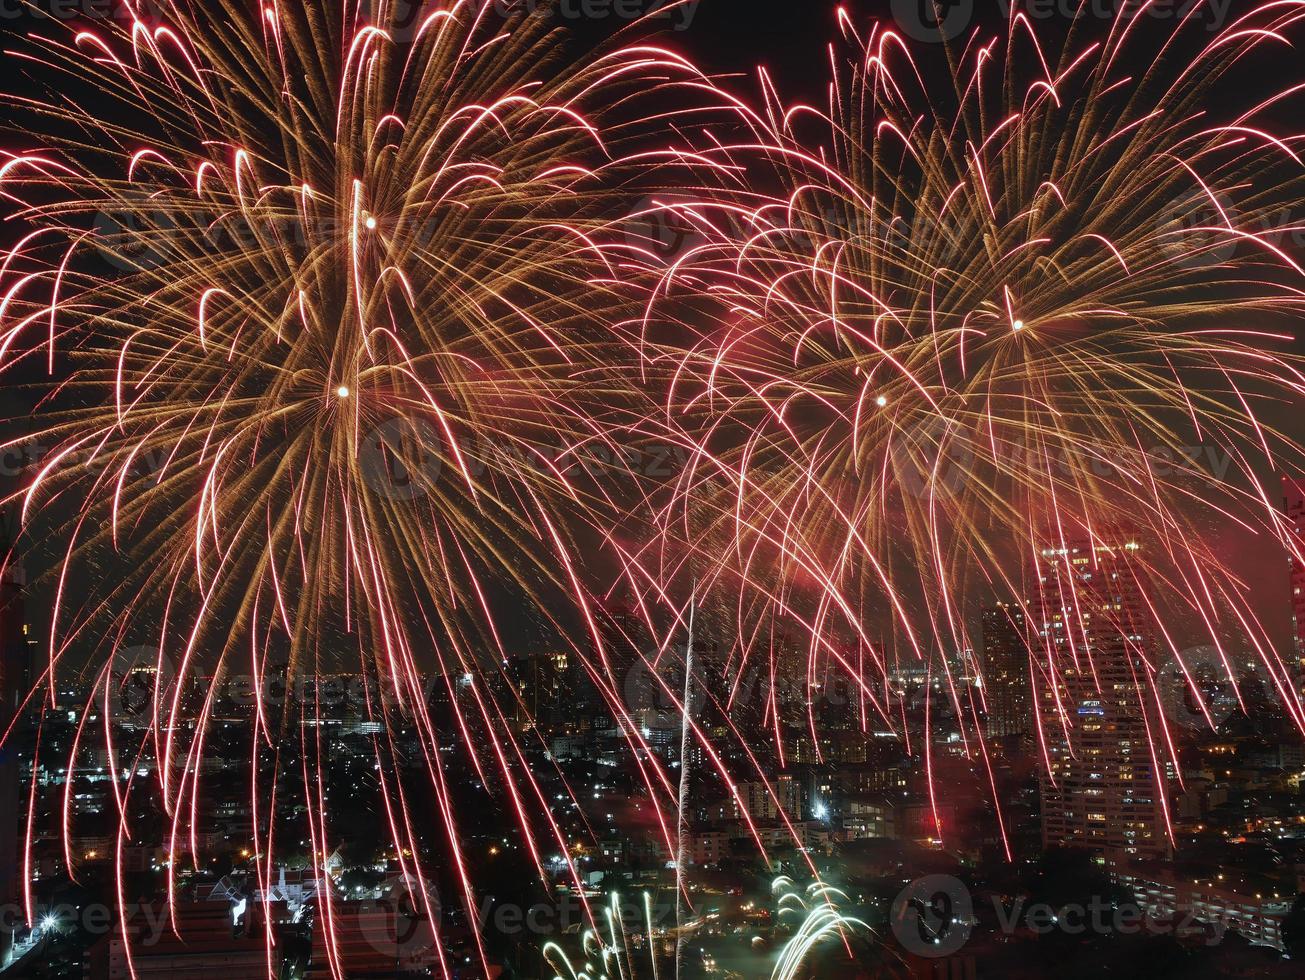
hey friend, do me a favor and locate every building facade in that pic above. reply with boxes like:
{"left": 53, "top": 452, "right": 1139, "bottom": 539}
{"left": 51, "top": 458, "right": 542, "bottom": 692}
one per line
{"left": 980, "top": 602, "right": 1031, "bottom": 740}
{"left": 1114, "top": 862, "right": 1291, "bottom": 950}
{"left": 1285, "top": 476, "right": 1305, "bottom": 687}
{"left": 0, "top": 544, "right": 29, "bottom": 957}
{"left": 1033, "top": 539, "right": 1172, "bottom": 859}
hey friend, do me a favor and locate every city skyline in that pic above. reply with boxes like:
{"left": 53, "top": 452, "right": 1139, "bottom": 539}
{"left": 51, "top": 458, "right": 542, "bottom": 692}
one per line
{"left": 2, "top": 2, "right": 1305, "bottom": 979}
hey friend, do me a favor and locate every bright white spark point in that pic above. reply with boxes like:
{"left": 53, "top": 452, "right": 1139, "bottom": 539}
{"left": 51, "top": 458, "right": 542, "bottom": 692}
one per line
{"left": 875, "top": 395, "right": 888, "bottom": 407}
{"left": 364, "top": 215, "right": 377, "bottom": 230}
{"left": 1012, "top": 320, "right": 1025, "bottom": 331}
{"left": 337, "top": 386, "right": 350, "bottom": 398}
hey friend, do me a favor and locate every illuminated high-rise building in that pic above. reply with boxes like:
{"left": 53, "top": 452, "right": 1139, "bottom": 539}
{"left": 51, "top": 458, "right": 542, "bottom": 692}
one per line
{"left": 1033, "top": 538, "right": 1172, "bottom": 860}
{"left": 1285, "top": 476, "right": 1305, "bottom": 684}
{"left": 0, "top": 536, "right": 30, "bottom": 954}
{"left": 981, "top": 602, "right": 1031, "bottom": 740}
{"left": 512, "top": 648, "right": 569, "bottom": 730}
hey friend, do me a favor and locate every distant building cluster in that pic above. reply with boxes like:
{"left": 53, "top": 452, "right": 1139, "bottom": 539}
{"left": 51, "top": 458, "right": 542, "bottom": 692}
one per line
{"left": 1, "top": 491, "right": 1304, "bottom": 975}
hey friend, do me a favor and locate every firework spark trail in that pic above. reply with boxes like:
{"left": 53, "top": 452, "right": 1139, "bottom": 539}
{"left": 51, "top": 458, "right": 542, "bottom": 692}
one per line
{"left": 614, "top": 1, "right": 1305, "bottom": 855}
{"left": 0, "top": 1, "right": 744, "bottom": 975}
{"left": 5, "top": 0, "right": 1305, "bottom": 972}
{"left": 674, "top": 589, "right": 693, "bottom": 978}
{"left": 769, "top": 877, "right": 868, "bottom": 980}
{"left": 538, "top": 878, "right": 869, "bottom": 980}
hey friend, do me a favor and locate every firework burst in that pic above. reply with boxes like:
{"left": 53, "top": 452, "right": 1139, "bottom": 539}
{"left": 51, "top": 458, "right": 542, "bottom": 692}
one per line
{"left": 5, "top": 0, "right": 1305, "bottom": 973}
{"left": 0, "top": 0, "right": 726, "bottom": 975}
{"left": 620, "top": 1, "right": 1305, "bottom": 853}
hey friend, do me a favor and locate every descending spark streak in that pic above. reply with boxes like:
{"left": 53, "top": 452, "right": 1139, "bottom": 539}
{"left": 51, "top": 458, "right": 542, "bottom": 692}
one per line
{"left": 674, "top": 591, "right": 694, "bottom": 977}
{"left": 615, "top": 2, "right": 1305, "bottom": 856}
{"left": 0, "top": 1, "right": 741, "bottom": 976}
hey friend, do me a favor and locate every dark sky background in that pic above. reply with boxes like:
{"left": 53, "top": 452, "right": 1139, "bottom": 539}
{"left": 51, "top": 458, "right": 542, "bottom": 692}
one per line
{"left": 654, "top": 0, "right": 834, "bottom": 84}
